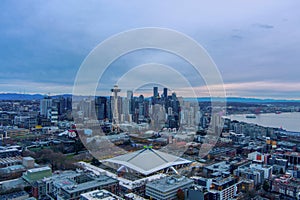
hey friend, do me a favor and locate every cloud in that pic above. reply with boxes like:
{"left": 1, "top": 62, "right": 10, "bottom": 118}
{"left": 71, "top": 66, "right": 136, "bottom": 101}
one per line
{"left": 190, "top": 81, "right": 300, "bottom": 99}
{"left": 253, "top": 23, "right": 274, "bottom": 29}
{"left": 0, "top": 80, "right": 73, "bottom": 94}
{"left": 1, "top": 0, "right": 300, "bottom": 99}
{"left": 231, "top": 35, "right": 243, "bottom": 40}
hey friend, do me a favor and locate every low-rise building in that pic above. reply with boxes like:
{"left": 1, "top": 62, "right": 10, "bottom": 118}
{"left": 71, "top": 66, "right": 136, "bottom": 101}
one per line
{"left": 0, "top": 191, "right": 30, "bottom": 200}
{"left": 238, "top": 179, "right": 255, "bottom": 193}
{"left": 269, "top": 156, "right": 288, "bottom": 174}
{"left": 207, "top": 147, "right": 236, "bottom": 160}
{"left": 23, "top": 167, "right": 119, "bottom": 200}
{"left": 283, "top": 152, "right": 300, "bottom": 165}
{"left": 203, "top": 161, "right": 231, "bottom": 178}
{"left": 234, "top": 166, "right": 263, "bottom": 186}
{"left": 0, "top": 155, "right": 36, "bottom": 181}
{"left": 56, "top": 174, "right": 118, "bottom": 200}
{"left": 250, "top": 164, "right": 272, "bottom": 180}
{"left": 208, "top": 176, "right": 239, "bottom": 200}
{"left": 145, "top": 175, "right": 193, "bottom": 200}
{"left": 22, "top": 166, "right": 52, "bottom": 199}
{"left": 271, "top": 174, "right": 300, "bottom": 199}
{"left": 0, "top": 147, "right": 21, "bottom": 158}
{"left": 233, "top": 163, "right": 272, "bottom": 186}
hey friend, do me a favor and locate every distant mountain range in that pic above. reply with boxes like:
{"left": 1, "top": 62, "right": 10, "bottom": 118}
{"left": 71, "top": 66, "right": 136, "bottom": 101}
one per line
{"left": 0, "top": 93, "right": 71, "bottom": 100}
{"left": 193, "top": 97, "right": 300, "bottom": 103}
{"left": 0, "top": 93, "right": 299, "bottom": 103}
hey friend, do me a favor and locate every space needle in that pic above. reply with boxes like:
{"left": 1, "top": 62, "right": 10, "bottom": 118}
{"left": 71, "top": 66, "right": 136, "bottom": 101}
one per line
{"left": 111, "top": 85, "right": 121, "bottom": 129}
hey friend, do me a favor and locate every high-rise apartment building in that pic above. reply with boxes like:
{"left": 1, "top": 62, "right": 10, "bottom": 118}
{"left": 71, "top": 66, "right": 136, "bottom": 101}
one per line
{"left": 153, "top": 87, "right": 158, "bottom": 98}
{"left": 95, "top": 97, "right": 107, "bottom": 120}
{"left": 163, "top": 87, "right": 168, "bottom": 98}
{"left": 40, "top": 96, "right": 52, "bottom": 117}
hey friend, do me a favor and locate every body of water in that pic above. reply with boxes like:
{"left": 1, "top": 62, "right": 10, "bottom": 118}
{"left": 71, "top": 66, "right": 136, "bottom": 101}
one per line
{"left": 225, "top": 112, "right": 300, "bottom": 132}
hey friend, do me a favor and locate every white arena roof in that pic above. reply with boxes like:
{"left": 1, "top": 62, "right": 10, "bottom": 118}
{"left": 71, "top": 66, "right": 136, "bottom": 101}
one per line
{"left": 102, "top": 147, "right": 191, "bottom": 176}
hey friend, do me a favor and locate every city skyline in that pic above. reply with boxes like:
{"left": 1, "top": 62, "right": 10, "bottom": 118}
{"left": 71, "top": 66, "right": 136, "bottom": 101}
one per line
{"left": 1, "top": 1, "right": 300, "bottom": 99}
{"left": 2, "top": 2, "right": 300, "bottom": 199}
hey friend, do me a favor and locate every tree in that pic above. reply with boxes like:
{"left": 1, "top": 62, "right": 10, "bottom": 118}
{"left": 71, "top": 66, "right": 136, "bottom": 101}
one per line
{"left": 177, "top": 189, "right": 185, "bottom": 200}
{"left": 22, "top": 149, "right": 36, "bottom": 158}
{"left": 279, "top": 168, "right": 284, "bottom": 174}
{"left": 91, "top": 157, "right": 100, "bottom": 166}
{"left": 74, "top": 138, "right": 85, "bottom": 154}
{"left": 29, "top": 148, "right": 76, "bottom": 171}
{"left": 196, "top": 129, "right": 206, "bottom": 136}
{"left": 263, "top": 180, "right": 270, "bottom": 192}
{"left": 24, "top": 186, "right": 32, "bottom": 194}
{"left": 246, "top": 189, "right": 256, "bottom": 198}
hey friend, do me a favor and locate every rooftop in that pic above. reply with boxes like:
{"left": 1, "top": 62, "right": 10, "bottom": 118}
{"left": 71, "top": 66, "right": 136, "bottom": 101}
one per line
{"left": 213, "top": 176, "right": 236, "bottom": 186}
{"left": 208, "top": 147, "right": 235, "bottom": 155}
{"left": 27, "top": 166, "right": 51, "bottom": 173}
{"left": 0, "top": 156, "right": 22, "bottom": 165}
{"left": 23, "top": 166, "right": 52, "bottom": 183}
{"left": 81, "top": 189, "right": 123, "bottom": 200}
{"left": 205, "top": 161, "right": 230, "bottom": 172}
{"left": 23, "top": 156, "right": 34, "bottom": 161}
{"left": 146, "top": 175, "right": 193, "bottom": 192}
{"left": 61, "top": 174, "right": 117, "bottom": 194}
{"left": 78, "top": 161, "right": 166, "bottom": 190}
{"left": 124, "top": 193, "right": 146, "bottom": 200}
{"left": 0, "top": 191, "right": 29, "bottom": 200}
{"left": 0, "top": 148, "right": 19, "bottom": 153}
{"left": 102, "top": 148, "right": 191, "bottom": 176}
{"left": 0, "top": 164, "right": 25, "bottom": 174}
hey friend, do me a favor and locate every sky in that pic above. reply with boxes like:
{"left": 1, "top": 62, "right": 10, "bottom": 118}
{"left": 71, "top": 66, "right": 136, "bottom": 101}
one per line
{"left": 0, "top": 0, "right": 300, "bottom": 99}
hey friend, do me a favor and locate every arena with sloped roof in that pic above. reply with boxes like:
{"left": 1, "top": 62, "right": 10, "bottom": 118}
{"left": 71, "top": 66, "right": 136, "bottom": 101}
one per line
{"left": 101, "top": 147, "right": 191, "bottom": 176}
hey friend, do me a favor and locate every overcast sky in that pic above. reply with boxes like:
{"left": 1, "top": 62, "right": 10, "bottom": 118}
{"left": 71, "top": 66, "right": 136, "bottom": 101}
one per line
{"left": 0, "top": 0, "right": 300, "bottom": 99}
